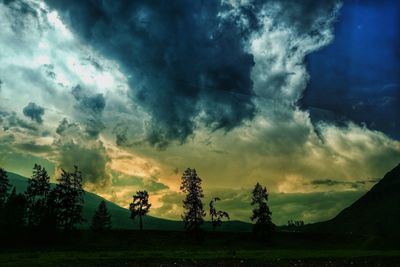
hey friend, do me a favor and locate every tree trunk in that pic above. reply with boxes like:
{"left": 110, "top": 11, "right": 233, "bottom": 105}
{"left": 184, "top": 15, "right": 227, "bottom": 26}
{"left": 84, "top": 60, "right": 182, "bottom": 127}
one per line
{"left": 139, "top": 215, "right": 143, "bottom": 231}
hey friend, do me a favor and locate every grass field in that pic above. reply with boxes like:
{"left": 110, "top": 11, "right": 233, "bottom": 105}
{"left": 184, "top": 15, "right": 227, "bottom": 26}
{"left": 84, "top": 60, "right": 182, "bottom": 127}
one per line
{"left": 2, "top": 249, "right": 400, "bottom": 267}
{"left": 1, "top": 230, "right": 400, "bottom": 266}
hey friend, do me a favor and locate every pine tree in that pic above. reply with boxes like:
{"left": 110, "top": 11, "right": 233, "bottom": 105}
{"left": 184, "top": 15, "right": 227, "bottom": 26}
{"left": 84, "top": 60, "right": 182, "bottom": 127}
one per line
{"left": 42, "top": 188, "right": 61, "bottom": 231}
{"left": 250, "top": 182, "right": 275, "bottom": 235}
{"left": 54, "top": 166, "right": 85, "bottom": 230}
{"left": 180, "top": 168, "right": 205, "bottom": 231}
{"left": 209, "top": 197, "right": 229, "bottom": 230}
{"left": 91, "top": 200, "right": 112, "bottom": 231}
{"left": 130, "top": 190, "right": 151, "bottom": 231}
{"left": 0, "top": 168, "right": 11, "bottom": 228}
{"left": 26, "top": 164, "right": 51, "bottom": 227}
{"left": 4, "top": 187, "right": 27, "bottom": 230}
{"left": 0, "top": 167, "right": 10, "bottom": 206}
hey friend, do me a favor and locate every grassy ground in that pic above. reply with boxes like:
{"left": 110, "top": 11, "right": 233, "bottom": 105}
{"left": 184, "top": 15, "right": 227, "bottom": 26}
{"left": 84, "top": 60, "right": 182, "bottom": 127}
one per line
{"left": 2, "top": 249, "right": 400, "bottom": 267}
{"left": 1, "top": 230, "right": 399, "bottom": 266}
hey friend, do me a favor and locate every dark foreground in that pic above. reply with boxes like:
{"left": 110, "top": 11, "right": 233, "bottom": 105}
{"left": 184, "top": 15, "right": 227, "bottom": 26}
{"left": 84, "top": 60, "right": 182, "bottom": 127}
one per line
{"left": 1, "top": 230, "right": 399, "bottom": 267}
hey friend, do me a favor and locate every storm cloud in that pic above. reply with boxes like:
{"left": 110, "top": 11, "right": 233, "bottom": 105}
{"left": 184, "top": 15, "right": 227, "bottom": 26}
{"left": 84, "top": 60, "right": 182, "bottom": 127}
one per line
{"left": 58, "top": 141, "right": 110, "bottom": 187}
{"left": 43, "top": 0, "right": 342, "bottom": 147}
{"left": 44, "top": 0, "right": 262, "bottom": 147}
{"left": 71, "top": 85, "right": 106, "bottom": 138}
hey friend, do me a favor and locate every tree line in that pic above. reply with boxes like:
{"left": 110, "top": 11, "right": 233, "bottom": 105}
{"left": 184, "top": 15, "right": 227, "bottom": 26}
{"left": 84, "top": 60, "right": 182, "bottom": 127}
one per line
{"left": 128, "top": 168, "right": 274, "bottom": 235}
{"left": 0, "top": 165, "right": 275, "bottom": 236}
{"left": 0, "top": 165, "right": 84, "bottom": 231}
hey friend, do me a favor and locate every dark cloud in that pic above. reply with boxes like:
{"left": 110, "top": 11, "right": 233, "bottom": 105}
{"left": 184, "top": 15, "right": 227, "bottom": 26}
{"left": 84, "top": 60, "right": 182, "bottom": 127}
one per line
{"left": 22, "top": 102, "right": 45, "bottom": 124}
{"left": 42, "top": 64, "right": 56, "bottom": 79}
{"left": 58, "top": 141, "right": 110, "bottom": 186}
{"left": 56, "top": 118, "right": 78, "bottom": 135}
{"left": 45, "top": 0, "right": 264, "bottom": 147}
{"left": 54, "top": 117, "right": 111, "bottom": 187}
{"left": 111, "top": 171, "right": 169, "bottom": 193}
{"left": 113, "top": 125, "right": 129, "bottom": 147}
{"left": 15, "top": 141, "right": 53, "bottom": 154}
{"left": 0, "top": 111, "right": 38, "bottom": 132}
{"left": 72, "top": 85, "right": 105, "bottom": 114}
{"left": 310, "top": 178, "right": 380, "bottom": 189}
{"left": 71, "top": 85, "right": 106, "bottom": 138}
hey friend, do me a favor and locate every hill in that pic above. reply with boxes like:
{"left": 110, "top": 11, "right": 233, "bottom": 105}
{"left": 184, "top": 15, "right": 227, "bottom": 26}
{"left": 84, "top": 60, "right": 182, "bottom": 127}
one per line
{"left": 6, "top": 172, "right": 252, "bottom": 232}
{"left": 306, "top": 163, "right": 400, "bottom": 236}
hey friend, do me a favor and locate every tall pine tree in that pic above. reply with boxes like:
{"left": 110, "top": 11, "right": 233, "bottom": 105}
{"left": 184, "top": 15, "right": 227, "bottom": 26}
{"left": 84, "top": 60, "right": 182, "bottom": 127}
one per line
{"left": 180, "top": 168, "right": 205, "bottom": 231}
{"left": 91, "top": 200, "right": 112, "bottom": 231}
{"left": 54, "top": 166, "right": 85, "bottom": 230}
{"left": 4, "top": 187, "right": 27, "bottom": 230}
{"left": 250, "top": 182, "right": 275, "bottom": 236}
{"left": 0, "top": 167, "right": 10, "bottom": 206}
{"left": 0, "top": 168, "right": 10, "bottom": 228}
{"left": 26, "top": 164, "right": 51, "bottom": 228}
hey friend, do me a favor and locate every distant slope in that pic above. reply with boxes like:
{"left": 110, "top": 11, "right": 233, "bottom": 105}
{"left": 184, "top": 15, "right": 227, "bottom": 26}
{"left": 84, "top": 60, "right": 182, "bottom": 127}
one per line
{"left": 6, "top": 172, "right": 251, "bottom": 232}
{"left": 306, "top": 163, "right": 400, "bottom": 236}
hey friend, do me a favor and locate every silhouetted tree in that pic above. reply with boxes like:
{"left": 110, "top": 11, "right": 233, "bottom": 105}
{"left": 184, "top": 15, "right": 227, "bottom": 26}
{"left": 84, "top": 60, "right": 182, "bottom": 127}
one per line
{"left": 4, "top": 187, "right": 27, "bottom": 230}
{"left": 53, "top": 166, "right": 85, "bottom": 230}
{"left": 287, "top": 220, "right": 304, "bottom": 232}
{"left": 181, "top": 168, "right": 205, "bottom": 231}
{"left": 250, "top": 182, "right": 275, "bottom": 236}
{"left": 91, "top": 200, "right": 112, "bottom": 231}
{"left": 42, "top": 188, "right": 61, "bottom": 231}
{"left": 0, "top": 167, "right": 10, "bottom": 206}
{"left": 209, "top": 197, "right": 229, "bottom": 230}
{"left": 0, "top": 168, "right": 10, "bottom": 227}
{"left": 130, "top": 190, "right": 151, "bottom": 231}
{"left": 25, "top": 164, "right": 51, "bottom": 228}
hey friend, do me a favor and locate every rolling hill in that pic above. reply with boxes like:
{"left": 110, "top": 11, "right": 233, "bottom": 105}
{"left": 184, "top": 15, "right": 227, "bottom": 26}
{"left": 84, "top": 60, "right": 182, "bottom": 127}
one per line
{"left": 306, "top": 163, "right": 400, "bottom": 236}
{"left": 6, "top": 172, "right": 252, "bottom": 232}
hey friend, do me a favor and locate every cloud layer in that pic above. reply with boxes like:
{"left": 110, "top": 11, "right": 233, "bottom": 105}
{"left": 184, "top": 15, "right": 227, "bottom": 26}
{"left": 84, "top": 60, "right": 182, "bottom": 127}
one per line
{"left": 0, "top": 0, "right": 399, "bottom": 224}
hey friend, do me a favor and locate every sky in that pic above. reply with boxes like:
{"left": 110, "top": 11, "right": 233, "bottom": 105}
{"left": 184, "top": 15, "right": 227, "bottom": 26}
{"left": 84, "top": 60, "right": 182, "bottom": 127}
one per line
{"left": 0, "top": 0, "right": 399, "bottom": 225}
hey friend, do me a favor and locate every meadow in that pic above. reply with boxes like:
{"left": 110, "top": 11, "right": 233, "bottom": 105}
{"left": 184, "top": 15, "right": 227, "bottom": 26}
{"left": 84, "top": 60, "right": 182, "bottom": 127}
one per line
{"left": 1, "top": 230, "right": 399, "bottom": 267}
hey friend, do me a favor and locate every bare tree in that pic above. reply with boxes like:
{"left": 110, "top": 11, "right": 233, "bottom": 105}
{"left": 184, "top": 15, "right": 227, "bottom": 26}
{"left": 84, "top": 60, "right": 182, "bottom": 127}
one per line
{"left": 209, "top": 197, "right": 229, "bottom": 230}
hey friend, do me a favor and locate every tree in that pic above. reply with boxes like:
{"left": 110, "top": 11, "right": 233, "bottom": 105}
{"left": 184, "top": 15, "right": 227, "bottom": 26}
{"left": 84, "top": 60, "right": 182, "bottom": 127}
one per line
{"left": 180, "top": 168, "right": 205, "bottom": 231}
{"left": 287, "top": 220, "right": 304, "bottom": 232}
{"left": 53, "top": 166, "right": 85, "bottom": 230}
{"left": 209, "top": 197, "right": 229, "bottom": 230}
{"left": 3, "top": 187, "right": 27, "bottom": 230}
{"left": 130, "top": 190, "right": 151, "bottom": 231}
{"left": 250, "top": 182, "right": 275, "bottom": 235}
{"left": 42, "top": 188, "right": 61, "bottom": 231}
{"left": 0, "top": 167, "right": 10, "bottom": 206}
{"left": 25, "top": 164, "right": 51, "bottom": 227}
{"left": 0, "top": 168, "right": 10, "bottom": 227}
{"left": 91, "top": 200, "right": 112, "bottom": 231}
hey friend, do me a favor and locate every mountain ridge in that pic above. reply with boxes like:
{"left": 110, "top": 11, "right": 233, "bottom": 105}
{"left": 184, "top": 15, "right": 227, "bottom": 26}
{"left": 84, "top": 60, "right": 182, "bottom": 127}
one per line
{"left": 305, "top": 163, "right": 400, "bottom": 235}
{"left": 6, "top": 171, "right": 252, "bottom": 232}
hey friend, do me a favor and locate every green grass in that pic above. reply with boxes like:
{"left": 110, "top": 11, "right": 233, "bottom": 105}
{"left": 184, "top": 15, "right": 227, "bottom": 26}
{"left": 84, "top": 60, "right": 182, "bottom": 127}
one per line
{"left": 1, "top": 230, "right": 400, "bottom": 267}
{"left": 1, "top": 249, "right": 400, "bottom": 267}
